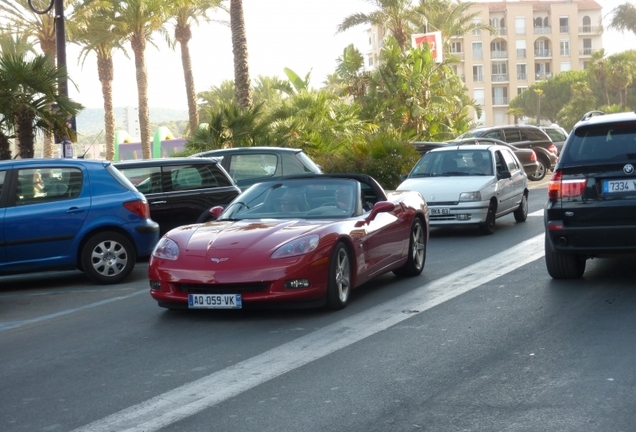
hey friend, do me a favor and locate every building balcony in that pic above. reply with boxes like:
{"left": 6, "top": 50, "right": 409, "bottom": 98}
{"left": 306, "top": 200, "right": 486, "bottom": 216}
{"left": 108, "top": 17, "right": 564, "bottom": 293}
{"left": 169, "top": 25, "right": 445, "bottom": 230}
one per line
{"left": 559, "top": 26, "right": 569, "bottom": 33}
{"left": 517, "top": 73, "right": 527, "bottom": 81}
{"left": 491, "top": 50, "right": 508, "bottom": 59}
{"left": 516, "top": 49, "right": 526, "bottom": 59}
{"left": 534, "top": 26, "right": 552, "bottom": 35}
{"left": 580, "top": 48, "right": 601, "bottom": 56}
{"left": 492, "top": 74, "right": 509, "bottom": 82}
{"left": 451, "top": 52, "right": 465, "bottom": 61}
{"left": 494, "top": 27, "right": 507, "bottom": 36}
{"left": 535, "top": 72, "right": 553, "bottom": 80}
{"left": 534, "top": 49, "right": 552, "bottom": 57}
{"left": 493, "top": 97, "right": 509, "bottom": 106}
{"left": 474, "top": 75, "right": 484, "bottom": 83}
{"left": 579, "top": 25, "right": 603, "bottom": 34}
{"left": 473, "top": 51, "right": 484, "bottom": 60}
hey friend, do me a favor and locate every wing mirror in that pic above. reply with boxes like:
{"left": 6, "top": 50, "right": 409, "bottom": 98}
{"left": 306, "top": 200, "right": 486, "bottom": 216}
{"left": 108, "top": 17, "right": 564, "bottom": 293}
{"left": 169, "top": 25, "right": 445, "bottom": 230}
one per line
{"left": 355, "top": 201, "right": 395, "bottom": 227}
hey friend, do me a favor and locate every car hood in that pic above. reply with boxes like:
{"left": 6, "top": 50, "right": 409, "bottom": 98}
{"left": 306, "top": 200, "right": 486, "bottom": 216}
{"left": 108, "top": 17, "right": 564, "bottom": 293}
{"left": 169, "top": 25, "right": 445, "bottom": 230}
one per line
{"left": 174, "top": 219, "right": 326, "bottom": 256}
{"left": 398, "top": 177, "right": 495, "bottom": 202}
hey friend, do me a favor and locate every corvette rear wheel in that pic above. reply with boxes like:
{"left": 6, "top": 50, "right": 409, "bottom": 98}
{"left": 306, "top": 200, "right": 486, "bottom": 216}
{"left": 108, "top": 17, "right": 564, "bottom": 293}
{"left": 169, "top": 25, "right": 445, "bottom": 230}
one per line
{"left": 326, "top": 242, "right": 352, "bottom": 310}
{"left": 394, "top": 218, "right": 426, "bottom": 277}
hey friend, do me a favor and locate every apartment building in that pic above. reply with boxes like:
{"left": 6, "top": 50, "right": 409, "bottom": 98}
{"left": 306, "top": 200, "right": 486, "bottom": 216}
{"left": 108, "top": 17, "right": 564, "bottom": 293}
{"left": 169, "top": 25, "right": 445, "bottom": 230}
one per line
{"left": 366, "top": 0, "right": 604, "bottom": 126}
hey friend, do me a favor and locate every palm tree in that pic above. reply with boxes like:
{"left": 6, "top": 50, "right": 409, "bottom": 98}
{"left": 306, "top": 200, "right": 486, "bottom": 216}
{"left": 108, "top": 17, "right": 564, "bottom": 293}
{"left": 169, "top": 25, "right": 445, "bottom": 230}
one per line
{"left": 336, "top": 0, "right": 418, "bottom": 51}
{"left": 0, "top": 29, "right": 37, "bottom": 158}
{"left": 67, "top": 1, "right": 127, "bottom": 161}
{"left": 0, "top": 0, "right": 58, "bottom": 157}
{"left": 111, "top": 0, "right": 171, "bottom": 159}
{"left": 230, "top": 0, "right": 252, "bottom": 108}
{"left": 168, "top": 0, "right": 226, "bottom": 134}
{"left": 0, "top": 52, "right": 82, "bottom": 158}
{"left": 413, "top": 0, "right": 495, "bottom": 52}
{"left": 608, "top": 2, "right": 636, "bottom": 35}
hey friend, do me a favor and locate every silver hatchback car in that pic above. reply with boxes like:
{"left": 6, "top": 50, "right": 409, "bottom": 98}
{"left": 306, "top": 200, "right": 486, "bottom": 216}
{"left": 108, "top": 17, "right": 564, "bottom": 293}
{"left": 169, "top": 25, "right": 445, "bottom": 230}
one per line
{"left": 397, "top": 144, "right": 529, "bottom": 234}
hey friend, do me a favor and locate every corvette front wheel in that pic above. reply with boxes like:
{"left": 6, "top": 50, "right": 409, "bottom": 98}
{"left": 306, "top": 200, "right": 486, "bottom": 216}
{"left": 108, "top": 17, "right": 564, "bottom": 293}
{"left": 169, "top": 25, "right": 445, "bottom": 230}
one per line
{"left": 326, "top": 242, "right": 352, "bottom": 310}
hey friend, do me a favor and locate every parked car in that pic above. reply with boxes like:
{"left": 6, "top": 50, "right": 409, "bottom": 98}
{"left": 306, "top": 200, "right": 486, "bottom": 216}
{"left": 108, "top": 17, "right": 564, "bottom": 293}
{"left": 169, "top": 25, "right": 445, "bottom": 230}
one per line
{"left": 457, "top": 124, "right": 558, "bottom": 181}
{"left": 0, "top": 159, "right": 159, "bottom": 284}
{"left": 148, "top": 174, "right": 428, "bottom": 310}
{"left": 545, "top": 110, "right": 636, "bottom": 278}
{"left": 412, "top": 138, "right": 540, "bottom": 180}
{"left": 540, "top": 124, "right": 569, "bottom": 154}
{"left": 114, "top": 157, "right": 240, "bottom": 235}
{"left": 190, "top": 147, "right": 322, "bottom": 190}
{"left": 397, "top": 143, "right": 528, "bottom": 234}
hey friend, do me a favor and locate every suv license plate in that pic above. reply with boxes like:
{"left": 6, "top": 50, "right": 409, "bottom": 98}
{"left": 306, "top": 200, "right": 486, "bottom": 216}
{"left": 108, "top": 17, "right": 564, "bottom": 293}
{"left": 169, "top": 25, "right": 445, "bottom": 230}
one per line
{"left": 430, "top": 208, "right": 450, "bottom": 215}
{"left": 603, "top": 179, "right": 636, "bottom": 194}
{"left": 188, "top": 294, "right": 242, "bottom": 309}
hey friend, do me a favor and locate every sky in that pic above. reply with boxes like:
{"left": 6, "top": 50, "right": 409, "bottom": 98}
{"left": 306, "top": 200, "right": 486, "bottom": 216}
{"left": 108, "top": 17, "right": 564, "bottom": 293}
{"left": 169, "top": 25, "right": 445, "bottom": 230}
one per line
{"left": 66, "top": 0, "right": 636, "bottom": 112}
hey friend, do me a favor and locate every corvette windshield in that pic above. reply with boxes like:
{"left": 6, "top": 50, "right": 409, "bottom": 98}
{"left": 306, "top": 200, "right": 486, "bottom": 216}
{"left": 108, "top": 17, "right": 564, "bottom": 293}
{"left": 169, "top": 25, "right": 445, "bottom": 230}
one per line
{"left": 218, "top": 179, "right": 359, "bottom": 220}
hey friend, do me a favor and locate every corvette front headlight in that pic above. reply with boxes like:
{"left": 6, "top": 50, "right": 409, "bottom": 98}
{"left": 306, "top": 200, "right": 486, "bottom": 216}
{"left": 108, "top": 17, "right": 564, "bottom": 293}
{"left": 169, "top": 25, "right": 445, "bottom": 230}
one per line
{"left": 272, "top": 235, "right": 319, "bottom": 259}
{"left": 459, "top": 191, "right": 482, "bottom": 202}
{"left": 152, "top": 237, "right": 179, "bottom": 260}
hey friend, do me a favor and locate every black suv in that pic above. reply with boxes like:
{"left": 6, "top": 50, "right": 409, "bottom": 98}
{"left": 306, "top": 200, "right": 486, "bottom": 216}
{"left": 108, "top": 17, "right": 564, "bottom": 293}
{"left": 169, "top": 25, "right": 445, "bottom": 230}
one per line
{"left": 114, "top": 158, "right": 240, "bottom": 235}
{"left": 190, "top": 147, "right": 322, "bottom": 190}
{"left": 457, "top": 125, "right": 558, "bottom": 181}
{"left": 544, "top": 111, "right": 636, "bottom": 278}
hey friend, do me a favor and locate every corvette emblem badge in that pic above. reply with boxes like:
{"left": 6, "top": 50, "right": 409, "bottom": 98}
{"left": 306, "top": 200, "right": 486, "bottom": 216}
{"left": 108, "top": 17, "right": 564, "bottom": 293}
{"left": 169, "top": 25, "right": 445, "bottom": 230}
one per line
{"left": 211, "top": 258, "right": 228, "bottom": 263}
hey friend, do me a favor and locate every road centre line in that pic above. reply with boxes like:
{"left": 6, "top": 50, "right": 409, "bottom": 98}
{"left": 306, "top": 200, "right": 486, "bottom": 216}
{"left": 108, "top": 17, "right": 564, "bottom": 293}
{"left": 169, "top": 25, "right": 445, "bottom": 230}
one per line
{"left": 0, "top": 289, "right": 147, "bottom": 332}
{"left": 72, "top": 233, "right": 545, "bottom": 432}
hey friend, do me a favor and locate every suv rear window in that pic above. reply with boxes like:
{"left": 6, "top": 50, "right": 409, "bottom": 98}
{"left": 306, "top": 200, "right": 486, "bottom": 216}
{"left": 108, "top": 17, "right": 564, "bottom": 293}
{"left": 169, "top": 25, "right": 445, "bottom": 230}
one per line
{"left": 560, "top": 121, "right": 636, "bottom": 163}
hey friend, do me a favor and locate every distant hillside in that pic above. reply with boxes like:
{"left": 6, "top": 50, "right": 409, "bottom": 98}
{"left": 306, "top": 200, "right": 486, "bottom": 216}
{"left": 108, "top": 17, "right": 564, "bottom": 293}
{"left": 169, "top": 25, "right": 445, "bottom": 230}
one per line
{"left": 76, "top": 107, "right": 189, "bottom": 135}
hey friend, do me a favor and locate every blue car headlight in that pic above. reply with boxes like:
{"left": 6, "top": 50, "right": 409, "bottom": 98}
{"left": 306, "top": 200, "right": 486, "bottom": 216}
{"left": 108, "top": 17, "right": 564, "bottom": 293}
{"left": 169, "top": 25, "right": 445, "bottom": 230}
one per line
{"left": 272, "top": 235, "right": 319, "bottom": 259}
{"left": 152, "top": 237, "right": 179, "bottom": 260}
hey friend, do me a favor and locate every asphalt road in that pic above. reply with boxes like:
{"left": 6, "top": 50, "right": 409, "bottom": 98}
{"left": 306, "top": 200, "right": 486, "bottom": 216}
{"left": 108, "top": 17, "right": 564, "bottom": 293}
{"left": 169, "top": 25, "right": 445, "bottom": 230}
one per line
{"left": 3, "top": 178, "right": 636, "bottom": 432}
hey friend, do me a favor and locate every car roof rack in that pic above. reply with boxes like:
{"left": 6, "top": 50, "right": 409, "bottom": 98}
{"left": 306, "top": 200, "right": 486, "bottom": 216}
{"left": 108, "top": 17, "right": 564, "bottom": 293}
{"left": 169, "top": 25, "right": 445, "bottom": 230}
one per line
{"left": 580, "top": 110, "right": 605, "bottom": 121}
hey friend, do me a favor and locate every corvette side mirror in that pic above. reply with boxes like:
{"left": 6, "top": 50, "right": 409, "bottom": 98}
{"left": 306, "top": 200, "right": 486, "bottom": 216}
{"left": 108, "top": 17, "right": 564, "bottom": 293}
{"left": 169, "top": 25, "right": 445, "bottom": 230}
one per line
{"left": 355, "top": 201, "right": 395, "bottom": 227}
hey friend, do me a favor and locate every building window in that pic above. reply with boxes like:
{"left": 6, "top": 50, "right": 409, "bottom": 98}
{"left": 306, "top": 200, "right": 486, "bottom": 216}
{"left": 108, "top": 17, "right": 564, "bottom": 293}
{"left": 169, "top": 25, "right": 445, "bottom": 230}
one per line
{"left": 474, "top": 88, "right": 485, "bottom": 106}
{"left": 517, "top": 87, "right": 528, "bottom": 96}
{"left": 560, "top": 62, "right": 571, "bottom": 72}
{"left": 517, "top": 64, "right": 527, "bottom": 81}
{"left": 472, "top": 19, "right": 482, "bottom": 36}
{"left": 515, "top": 17, "right": 525, "bottom": 35}
{"left": 583, "top": 38, "right": 592, "bottom": 55}
{"left": 492, "top": 87, "right": 508, "bottom": 105}
{"left": 473, "top": 65, "right": 484, "bottom": 82}
{"left": 559, "top": 17, "right": 569, "bottom": 33}
{"left": 472, "top": 42, "right": 483, "bottom": 60}
{"left": 450, "top": 41, "right": 462, "bottom": 53}
{"left": 516, "top": 40, "right": 526, "bottom": 58}
{"left": 582, "top": 16, "right": 591, "bottom": 33}
{"left": 560, "top": 40, "right": 570, "bottom": 56}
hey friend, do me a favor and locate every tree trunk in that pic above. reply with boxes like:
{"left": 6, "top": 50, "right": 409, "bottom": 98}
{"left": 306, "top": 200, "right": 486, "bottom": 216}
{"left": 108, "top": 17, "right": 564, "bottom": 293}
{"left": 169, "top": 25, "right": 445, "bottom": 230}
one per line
{"left": 230, "top": 0, "right": 252, "bottom": 109}
{"left": 176, "top": 25, "right": 199, "bottom": 134}
{"left": 131, "top": 34, "right": 152, "bottom": 159}
{"left": 97, "top": 53, "right": 116, "bottom": 161}
{"left": 17, "top": 108, "right": 36, "bottom": 159}
{"left": 0, "top": 131, "right": 12, "bottom": 160}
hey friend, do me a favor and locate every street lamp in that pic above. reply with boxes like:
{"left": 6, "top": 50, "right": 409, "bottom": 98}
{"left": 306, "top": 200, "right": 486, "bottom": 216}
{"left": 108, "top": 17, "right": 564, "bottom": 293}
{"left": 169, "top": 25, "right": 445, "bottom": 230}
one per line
{"left": 28, "top": 0, "right": 71, "bottom": 157}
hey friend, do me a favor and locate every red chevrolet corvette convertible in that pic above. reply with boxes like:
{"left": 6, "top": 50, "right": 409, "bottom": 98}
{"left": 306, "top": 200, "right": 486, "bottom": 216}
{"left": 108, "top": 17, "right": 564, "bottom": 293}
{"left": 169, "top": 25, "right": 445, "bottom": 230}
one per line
{"left": 148, "top": 174, "right": 429, "bottom": 310}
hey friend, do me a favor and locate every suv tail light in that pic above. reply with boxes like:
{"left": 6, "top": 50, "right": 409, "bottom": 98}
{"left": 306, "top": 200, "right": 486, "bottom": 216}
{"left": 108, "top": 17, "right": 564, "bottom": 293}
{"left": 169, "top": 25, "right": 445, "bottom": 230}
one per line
{"left": 548, "top": 170, "right": 587, "bottom": 199}
{"left": 547, "top": 144, "right": 558, "bottom": 155}
{"left": 530, "top": 151, "right": 537, "bottom": 162}
{"left": 123, "top": 200, "right": 151, "bottom": 218}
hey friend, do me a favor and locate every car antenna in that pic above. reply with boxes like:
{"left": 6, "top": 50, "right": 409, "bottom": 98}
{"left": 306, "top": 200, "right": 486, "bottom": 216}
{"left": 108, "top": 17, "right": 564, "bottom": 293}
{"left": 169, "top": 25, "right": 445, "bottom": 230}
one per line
{"left": 78, "top": 130, "right": 103, "bottom": 159}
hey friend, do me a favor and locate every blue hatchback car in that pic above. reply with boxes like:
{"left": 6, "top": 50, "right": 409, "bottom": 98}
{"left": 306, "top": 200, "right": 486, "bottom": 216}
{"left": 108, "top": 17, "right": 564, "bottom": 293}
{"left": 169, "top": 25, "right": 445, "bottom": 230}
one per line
{"left": 0, "top": 159, "right": 160, "bottom": 284}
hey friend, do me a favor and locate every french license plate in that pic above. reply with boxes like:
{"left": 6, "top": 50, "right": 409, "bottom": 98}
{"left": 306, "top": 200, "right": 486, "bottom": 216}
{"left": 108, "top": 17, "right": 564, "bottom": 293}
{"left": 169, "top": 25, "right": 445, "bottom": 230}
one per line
{"left": 188, "top": 294, "right": 242, "bottom": 309}
{"left": 430, "top": 207, "right": 450, "bottom": 215}
{"left": 603, "top": 179, "right": 636, "bottom": 194}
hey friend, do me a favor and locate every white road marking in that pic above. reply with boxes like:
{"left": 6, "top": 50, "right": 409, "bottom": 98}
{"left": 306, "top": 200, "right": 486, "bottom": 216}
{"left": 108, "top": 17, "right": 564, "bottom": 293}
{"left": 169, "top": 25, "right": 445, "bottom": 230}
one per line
{"left": 72, "top": 233, "right": 545, "bottom": 432}
{"left": 529, "top": 209, "right": 543, "bottom": 217}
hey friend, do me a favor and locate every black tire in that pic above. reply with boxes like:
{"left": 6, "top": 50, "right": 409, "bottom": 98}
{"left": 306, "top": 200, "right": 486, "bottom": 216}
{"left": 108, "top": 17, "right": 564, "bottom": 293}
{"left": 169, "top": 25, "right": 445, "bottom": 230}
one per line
{"left": 514, "top": 193, "right": 528, "bottom": 222}
{"left": 394, "top": 218, "right": 426, "bottom": 277}
{"left": 528, "top": 158, "right": 547, "bottom": 181}
{"left": 81, "top": 231, "right": 136, "bottom": 284}
{"left": 326, "top": 242, "right": 352, "bottom": 310}
{"left": 479, "top": 202, "right": 496, "bottom": 235}
{"left": 544, "top": 234, "right": 586, "bottom": 279}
